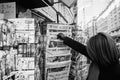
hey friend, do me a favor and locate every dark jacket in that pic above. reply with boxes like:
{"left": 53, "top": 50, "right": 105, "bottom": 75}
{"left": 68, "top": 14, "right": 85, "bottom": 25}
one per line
{"left": 63, "top": 37, "right": 120, "bottom": 80}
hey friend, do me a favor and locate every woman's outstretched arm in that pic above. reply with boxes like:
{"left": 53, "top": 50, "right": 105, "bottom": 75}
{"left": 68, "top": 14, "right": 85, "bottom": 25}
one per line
{"left": 62, "top": 37, "right": 90, "bottom": 58}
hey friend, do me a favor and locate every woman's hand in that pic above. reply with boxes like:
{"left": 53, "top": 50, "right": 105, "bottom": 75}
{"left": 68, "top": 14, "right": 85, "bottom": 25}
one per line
{"left": 57, "top": 33, "right": 66, "bottom": 40}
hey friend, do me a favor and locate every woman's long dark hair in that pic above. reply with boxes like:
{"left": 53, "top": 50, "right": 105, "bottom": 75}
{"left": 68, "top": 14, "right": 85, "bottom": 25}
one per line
{"left": 86, "top": 32, "right": 119, "bottom": 67}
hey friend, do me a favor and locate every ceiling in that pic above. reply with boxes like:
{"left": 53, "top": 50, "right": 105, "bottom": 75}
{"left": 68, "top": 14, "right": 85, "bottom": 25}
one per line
{"left": 60, "top": 0, "right": 77, "bottom": 8}
{"left": 0, "top": 0, "right": 53, "bottom": 9}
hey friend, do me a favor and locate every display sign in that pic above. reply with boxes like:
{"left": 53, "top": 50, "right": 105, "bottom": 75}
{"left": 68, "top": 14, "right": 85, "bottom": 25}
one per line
{"left": 9, "top": 18, "right": 35, "bottom": 43}
{"left": 9, "top": 18, "right": 34, "bottom": 30}
{"left": 45, "top": 24, "right": 72, "bottom": 80}
{"left": 0, "top": 2, "right": 16, "bottom": 19}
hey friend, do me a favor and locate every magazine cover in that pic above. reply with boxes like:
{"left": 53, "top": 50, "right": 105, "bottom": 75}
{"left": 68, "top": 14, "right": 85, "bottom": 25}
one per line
{"left": 15, "top": 70, "right": 34, "bottom": 80}
{"left": 16, "top": 57, "right": 34, "bottom": 70}
{"left": 46, "top": 53, "right": 71, "bottom": 63}
{"left": 46, "top": 61, "right": 71, "bottom": 80}
{"left": 9, "top": 18, "right": 35, "bottom": 43}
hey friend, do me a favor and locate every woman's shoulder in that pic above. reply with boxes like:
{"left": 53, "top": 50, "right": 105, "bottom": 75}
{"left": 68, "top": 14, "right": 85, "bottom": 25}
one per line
{"left": 109, "top": 64, "right": 120, "bottom": 80}
{"left": 112, "top": 64, "right": 120, "bottom": 74}
{"left": 105, "top": 64, "right": 120, "bottom": 75}
{"left": 99, "top": 64, "right": 120, "bottom": 80}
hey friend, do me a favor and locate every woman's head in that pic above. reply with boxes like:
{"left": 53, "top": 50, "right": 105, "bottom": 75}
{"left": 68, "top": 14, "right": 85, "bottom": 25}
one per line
{"left": 86, "top": 32, "right": 119, "bottom": 67}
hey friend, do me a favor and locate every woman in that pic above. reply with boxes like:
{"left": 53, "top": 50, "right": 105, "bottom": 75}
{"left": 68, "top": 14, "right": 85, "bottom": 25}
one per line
{"left": 57, "top": 32, "right": 120, "bottom": 80}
